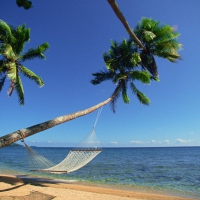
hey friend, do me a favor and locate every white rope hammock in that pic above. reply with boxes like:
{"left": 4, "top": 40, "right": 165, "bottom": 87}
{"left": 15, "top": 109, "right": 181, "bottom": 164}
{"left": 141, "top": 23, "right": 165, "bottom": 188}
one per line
{"left": 20, "top": 107, "right": 103, "bottom": 174}
{"left": 30, "top": 149, "right": 101, "bottom": 174}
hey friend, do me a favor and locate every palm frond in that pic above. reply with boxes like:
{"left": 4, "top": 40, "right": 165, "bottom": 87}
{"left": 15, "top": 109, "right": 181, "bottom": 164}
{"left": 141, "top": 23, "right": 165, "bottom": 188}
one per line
{"left": 7, "top": 81, "right": 15, "bottom": 97}
{"left": 104, "top": 39, "right": 139, "bottom": 71}
{"left": 130, "top": 82, "right": 150, "bottom": 105}
{"left": 130, "top": 52, "right": 141, "bottom": 66}
{"left": 134, "top": 18, "right": 182, "bottom": 65}
{"left": 6, "top": 62, "right": 17, "bottom": 82}
{"left": 110, "top": 84, "right": 122, "bottom": 113}
{"left": 0, "top": 20, "right": 16, "bottom": 43}
{"left": 15, "top": 75, "right": 24, "bottom": 105}
{"left": 121, "top": 80, "right": 130, "bottom": 104}
{"left": 19, "top": 65, "right": 44, "bottom": 87}
{"left": 140, "top": 52, "right": 158, "bottom": 77}
{"left": 12, "top": 25, "right": 30, "bottom": 55}
{"left": 129, "top": 70, "right": 151, "bottom": 84}
{"left": 154, "top": 51, "right": 181, "bottom": 62}
{"left": 103, "top": 55, "right": 118, "bottom": 71}
{"left": 113, "top": 73, "right": 127, "bottom": 83}
{"left": 0, "top": 44, "right": 17, "bottom": 61}
{"left": 21, "top": 42, "right": 50, "bottom": 61}
{"left": 143, "top": 30, "right": 156, "bottom": 42}
{"left": 91, "top": 69, "right": 115, "bottom": 85}
{"left": 16, "top": 0, "right": 33, "bottom": 10}
{"left": 150, "top": 76, "right": 160, "bottom": 82}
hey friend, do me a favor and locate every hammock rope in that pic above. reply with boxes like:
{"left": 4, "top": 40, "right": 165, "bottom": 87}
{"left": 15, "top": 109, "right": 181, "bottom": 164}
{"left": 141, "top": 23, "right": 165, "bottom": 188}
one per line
{"left": 20, "top": 107, "right": 103, "bottom": 174}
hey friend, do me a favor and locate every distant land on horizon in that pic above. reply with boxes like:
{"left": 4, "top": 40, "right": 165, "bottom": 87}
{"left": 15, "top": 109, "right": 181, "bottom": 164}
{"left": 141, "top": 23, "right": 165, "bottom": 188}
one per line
{"left": 8, "top": 143, "right": 24, "bottom": 147}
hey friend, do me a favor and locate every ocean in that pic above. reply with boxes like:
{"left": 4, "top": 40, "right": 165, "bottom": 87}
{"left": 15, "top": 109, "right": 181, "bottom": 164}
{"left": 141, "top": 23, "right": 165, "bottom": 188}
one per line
{"left": 0, "top": 146, "right": 200, "bottom": 199}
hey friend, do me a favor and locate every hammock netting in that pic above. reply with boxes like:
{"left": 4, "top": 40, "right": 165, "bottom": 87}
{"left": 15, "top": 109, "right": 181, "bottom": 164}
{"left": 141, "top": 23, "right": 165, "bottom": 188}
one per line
{"left": 23, "top": 107, "right": 103, "bottom": 174}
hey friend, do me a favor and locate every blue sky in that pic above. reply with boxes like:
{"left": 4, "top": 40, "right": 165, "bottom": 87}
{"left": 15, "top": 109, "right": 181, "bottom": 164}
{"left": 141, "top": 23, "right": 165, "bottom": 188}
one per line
{"left": 0, "top": 0, "right": 200, "bottom": 147}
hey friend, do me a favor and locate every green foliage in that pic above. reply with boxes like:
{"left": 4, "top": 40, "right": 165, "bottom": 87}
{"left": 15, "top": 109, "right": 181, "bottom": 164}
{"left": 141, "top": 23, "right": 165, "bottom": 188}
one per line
{"left": 20, "top": 65, "right": 44, "bottom": 87}
{"left": 0, "top": 44, "right": 17, "bottom": 61}
{"left": 130, "top": 82, "right": 150, "bottom": 105}
{"left": 21, "top": 42, "right": 50, "bottom": 61}
{"left": 91, "top": 38, "right": 152, "bottom": 112}
{"left": 133, "top": 18, "right": 182, "bottom": 76}
{"left": 15, "top": 76, "right": 24, "bottom": 105}
{"left": 0, "top": 20, "right": 16, "bottom": 43}
{"left": 129, "top": 70, "right": 151, "bottom": 84}
{"left": 16, "top": 0, "right": 33, "bottom": 10}
{"left": 0, "top": 20, "right": 49, "bottom": 105}
{"left": 91, "top": 18, "right": 181, "bottom": 112}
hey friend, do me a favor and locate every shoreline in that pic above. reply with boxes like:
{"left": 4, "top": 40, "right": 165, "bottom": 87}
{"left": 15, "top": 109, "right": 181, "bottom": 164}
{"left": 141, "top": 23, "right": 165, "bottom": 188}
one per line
{"left": 0, "top": 174, "right": 198, "bottom": 200}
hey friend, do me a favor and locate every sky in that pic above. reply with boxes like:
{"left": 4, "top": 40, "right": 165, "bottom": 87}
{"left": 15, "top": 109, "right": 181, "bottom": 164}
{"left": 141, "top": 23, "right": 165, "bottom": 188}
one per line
{"left": 0, "top": 0, "right": 200, "bottom": 147}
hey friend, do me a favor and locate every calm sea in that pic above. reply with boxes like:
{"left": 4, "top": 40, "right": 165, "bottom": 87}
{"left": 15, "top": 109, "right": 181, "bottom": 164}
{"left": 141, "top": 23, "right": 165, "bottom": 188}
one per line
{"left": 0, "top": 146, "right": 200, "bottom": 199}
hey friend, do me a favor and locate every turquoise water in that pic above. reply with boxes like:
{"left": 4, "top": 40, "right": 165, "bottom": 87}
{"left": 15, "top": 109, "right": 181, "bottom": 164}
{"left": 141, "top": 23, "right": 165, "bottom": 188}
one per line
{"left": 0, "top": 146, "right": 200, "bottom": 199}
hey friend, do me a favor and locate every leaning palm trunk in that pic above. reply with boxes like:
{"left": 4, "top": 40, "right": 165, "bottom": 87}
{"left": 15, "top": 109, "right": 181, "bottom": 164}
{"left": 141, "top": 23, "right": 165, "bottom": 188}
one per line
{"left": 107, "top": 0, "right": 146, "bottom": 51}
{"left": 0, "top": 86, "right": 120, "bottom": 148}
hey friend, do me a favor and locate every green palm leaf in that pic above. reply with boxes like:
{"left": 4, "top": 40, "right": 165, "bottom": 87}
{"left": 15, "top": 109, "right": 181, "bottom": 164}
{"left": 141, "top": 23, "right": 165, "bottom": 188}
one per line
{"left": 121, "top": 80, "right": 130, "bottom": 104}
{"left": 129, "top": 70, "right": 151, "bottom": 84}
{"left": 130, "top": 82, "right": 150, "bottom": 105}
{"left": 143, "top": 30, "right": 156, "bottom": 42}
{"left": 110, "top": 84, "right": 122, "bottom": 113}
{"left": 6, "top": 62, "right": 17, "bottom": 82}
{"left": 19, "top": 65, "right": 44, "bottom": 87}
{"left": 91, "top": 70, "right": 116, "bottom": 85}
{"left": 16, "top": 0, "right": 32, "bottom": 9}
{"left": 0, "top": 44, "right": 17, "bottom": 61}
{"left": 12, "top": 25, "right": 30, "bottom": 55}
{"left": 0, "top": 20, "right": 16, "bottom": 43}
{"left": 130, "top": 52, "right": 141, "bottom": 66}
{"left": 21, "top": 42, "right": 50, "bottom": 61}
{"left": 113, "top": 73, "right": 127, "bottom": 83}
{"left": 15, "top": 75, "right": 24, "bottom": 105}
{"left": 0, "top": 20, "right": 49, "bottom": 105}
{"left": 133, "top": 18, "right": 182, "bottom": 76}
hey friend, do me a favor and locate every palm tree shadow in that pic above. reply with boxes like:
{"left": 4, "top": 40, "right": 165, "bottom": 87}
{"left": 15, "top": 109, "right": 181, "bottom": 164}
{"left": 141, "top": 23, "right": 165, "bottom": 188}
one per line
{"left": 0, "top": 175, "right": 26, "bottom": 192}
{"left": 0, "top": 183, "right": 25, "bottom": 192}
{"left": 0, "top": 175, "right": 48, "bottom": 193}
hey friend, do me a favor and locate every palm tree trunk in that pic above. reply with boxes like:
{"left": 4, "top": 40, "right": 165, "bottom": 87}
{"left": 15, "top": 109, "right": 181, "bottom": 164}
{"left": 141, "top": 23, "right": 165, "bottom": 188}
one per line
{"left": 0, "top": 86, "right": 121, "bottom": 149}
{"left": 107, "top": 0, "right": 146, "bottom": 51}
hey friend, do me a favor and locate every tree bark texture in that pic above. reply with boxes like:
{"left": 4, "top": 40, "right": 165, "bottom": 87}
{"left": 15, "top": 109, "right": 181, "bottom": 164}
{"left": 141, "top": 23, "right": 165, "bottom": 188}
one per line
{"left": 107, "top": 0, "right": 146, "bottom": 51}
{"left": 0, "top": 88, "right": 120, "bottom": 148}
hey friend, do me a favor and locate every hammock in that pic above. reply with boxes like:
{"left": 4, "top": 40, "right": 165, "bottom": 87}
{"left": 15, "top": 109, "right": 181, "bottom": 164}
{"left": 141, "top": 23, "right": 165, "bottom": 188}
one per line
{"left": 20, "top": 107, "right": 103, "bottom": 174}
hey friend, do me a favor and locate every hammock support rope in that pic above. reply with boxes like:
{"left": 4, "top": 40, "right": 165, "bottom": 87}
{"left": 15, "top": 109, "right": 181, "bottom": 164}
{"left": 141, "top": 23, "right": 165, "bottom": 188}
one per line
{"left": 20, "top": 107, "right": 103, "bottom": 174}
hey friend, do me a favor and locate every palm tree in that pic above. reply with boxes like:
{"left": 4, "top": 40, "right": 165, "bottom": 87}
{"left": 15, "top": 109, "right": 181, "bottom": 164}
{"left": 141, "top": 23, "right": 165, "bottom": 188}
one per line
{"left": 107, "top": 0, "right": 146, "bottom": 51}
{"left": 91, "top": 39, "right": 156, "bottom": 113}
{"left": 133, "top": 18, "right": 182, "bottom": 77}
{"left": 107, "top": 1, "right": 182, "bottom": 77}
{"left": 0, "top": 18, "right": 181, "bottom": 149}
{"left": 0, "top": 20, "right": 49, "bottom": 105}
{"left": 0, "top": 38, "right": 156, "bottom": 149}
{"left": 16, "top": 0, "right": 32, "bottom": 10}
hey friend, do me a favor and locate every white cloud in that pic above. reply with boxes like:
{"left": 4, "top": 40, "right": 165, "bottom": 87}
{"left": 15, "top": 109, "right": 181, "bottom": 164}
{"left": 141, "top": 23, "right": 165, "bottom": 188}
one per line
{"left": 130, "top": 140, "right": 145, "bottom": 144}
{"left": 176, "top": 139, "right": 194, "bottom": 143}
{"left": 32, "top": 140, "right": 40, "bottom": 143}
{"left": 111, "top": 141, "right": 118, "bottom": 144}
{"left": 151, "top": 140, "right": 156, "bottom": 143}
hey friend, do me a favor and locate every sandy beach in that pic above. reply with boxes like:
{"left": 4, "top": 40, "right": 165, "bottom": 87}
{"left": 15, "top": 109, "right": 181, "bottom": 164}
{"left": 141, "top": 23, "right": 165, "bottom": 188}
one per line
{"left": 0, "top": 174, "right": 197, "bottom": 200}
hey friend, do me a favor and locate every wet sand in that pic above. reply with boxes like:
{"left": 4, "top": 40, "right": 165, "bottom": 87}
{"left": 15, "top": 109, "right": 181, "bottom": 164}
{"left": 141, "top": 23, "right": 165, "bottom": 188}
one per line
{"left": 0, "top": 174, "right": 196, "bottom": 200}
